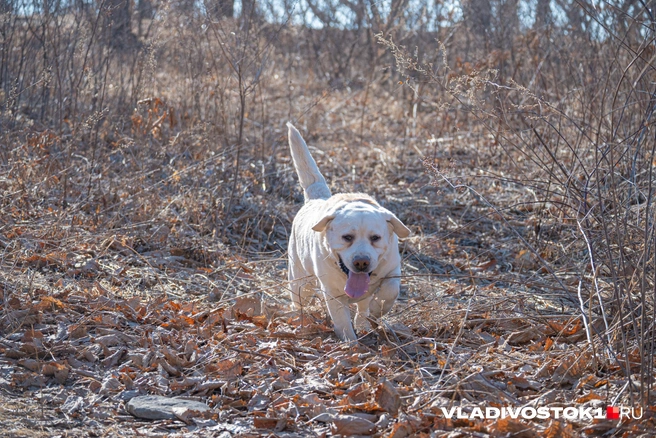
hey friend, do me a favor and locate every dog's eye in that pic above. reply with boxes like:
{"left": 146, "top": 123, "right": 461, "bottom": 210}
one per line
{"left": 370, "top": 235, "right": 381, "bottom": 243}
{"left": 342, "top": 235, "right": 354, "bottom": 242}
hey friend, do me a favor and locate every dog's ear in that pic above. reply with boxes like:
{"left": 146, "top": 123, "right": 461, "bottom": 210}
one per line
{"left": 387, "top": 213, "right": 411, "bottom": 238}
{"left": 312, "top": 202, "right": 346, "bottom": 232}
{"left": 312, "top": 215, "right": 334, "bottom": 232}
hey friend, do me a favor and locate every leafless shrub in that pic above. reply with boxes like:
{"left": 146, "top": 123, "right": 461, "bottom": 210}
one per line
{"left": 381, "top": 2, "right": 656, "bottom": 409}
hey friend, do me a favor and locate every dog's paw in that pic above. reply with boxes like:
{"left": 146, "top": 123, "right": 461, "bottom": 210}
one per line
{"left": 354, "top": 314, "right": 373, "bottom": 335}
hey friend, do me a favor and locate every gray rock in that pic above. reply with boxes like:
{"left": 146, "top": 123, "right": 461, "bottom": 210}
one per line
{"left": 118, "top": 389, "right": 141, "bottom": 401}
{"left": 126, "top": 395, "right": 210, "bottom": 420}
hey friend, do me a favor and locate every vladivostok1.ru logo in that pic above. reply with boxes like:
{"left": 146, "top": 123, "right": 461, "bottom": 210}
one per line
{"left": 439, "top": 406, "right": 643, "bottom": 421}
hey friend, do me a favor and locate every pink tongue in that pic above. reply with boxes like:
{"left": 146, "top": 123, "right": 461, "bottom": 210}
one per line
{"left": 344, "top": 272, "right": 370, "bottom": 298}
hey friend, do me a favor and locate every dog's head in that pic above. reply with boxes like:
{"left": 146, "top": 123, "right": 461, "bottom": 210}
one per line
{"left": 312, "top": 198, "right": 410, "bottom": 298}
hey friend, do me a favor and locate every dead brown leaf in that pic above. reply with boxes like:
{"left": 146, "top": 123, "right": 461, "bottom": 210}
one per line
{"left": 375, "top": 378, "right": 401, "bottom": 415}
{"left": 552, "top": 351, "right": 594, "bottom": 383}
{"left": 18, "top": 358, "right": 40, "bottom": 372}
{"left": 330, "top": 414, "right": 375, "bottom": 435}
{"left": 387, "top": 421, "right": 414, "bottom": 438}
{"left": 575, "top": 392, "right": 603, "bottom": 403}
{"left": 172, "top": 407, "right": 215, "bottom": 424}
{"left": 41, "top": 361, "right": 70, "bottom": 384}
{"left": 253, "top": 416, "right": 287, "bottom": 431}
{"left": 207, "top": 359, "right": 242, "bottom": 378}
{"left": 544, "top": 420, "right": 577, "bottom": 438}
{"left": 487, "top": 417, "right": 538, "bottom": 437}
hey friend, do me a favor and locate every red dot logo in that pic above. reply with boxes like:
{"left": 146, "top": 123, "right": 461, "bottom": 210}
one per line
{"left": 607, "top": 406, "right": 620, "bottom": 420}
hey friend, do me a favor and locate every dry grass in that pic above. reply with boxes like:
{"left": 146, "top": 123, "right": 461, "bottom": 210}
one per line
{"left": 1, "top": 2, "right": 656, "bottom": 436}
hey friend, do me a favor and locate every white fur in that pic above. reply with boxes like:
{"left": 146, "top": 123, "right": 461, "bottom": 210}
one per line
{"left": 287, "top": 123, "right": 410, "bottom": 341}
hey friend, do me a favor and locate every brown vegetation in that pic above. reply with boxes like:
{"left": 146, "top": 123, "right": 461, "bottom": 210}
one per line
{"left": 1, "top": 0, "right": 656, "bottom": 436}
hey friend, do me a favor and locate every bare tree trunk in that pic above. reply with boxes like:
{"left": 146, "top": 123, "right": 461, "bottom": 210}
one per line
{"left": 497, "top": 0, "right": 519, "bottom": 50}
{"left": 553, "top": 0, "right": 586, "bottom": 35}
{"left": 388, "top": 0, "right": 408, "bottom": 29}
{"left": 240, "top": 0, "right": 257, "bottom": 30}
{"left": 462, "top": 0, "right": 492, "bottom": 40}
{"left": 104, "top": 0, "right": 136, "bottom": 47}
{"left": 137, "top": 0, "right": 154, "bottom": 36}
{"left": 534, "top": 0, "right": 552, "bottom": 29}
{"left": 206, "top": 0, "right": 234, "bottom": 19}
{"left": 339, "top": 0, "right": 365, "bottom": 28}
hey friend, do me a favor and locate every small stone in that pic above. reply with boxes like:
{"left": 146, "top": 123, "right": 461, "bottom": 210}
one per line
{"left": 126, "top": 395, "right": 211, "bottom": 420}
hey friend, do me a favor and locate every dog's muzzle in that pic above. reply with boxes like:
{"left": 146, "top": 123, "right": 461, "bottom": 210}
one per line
{"left": 338, "top": 256, "right": 372, "bottom": 277}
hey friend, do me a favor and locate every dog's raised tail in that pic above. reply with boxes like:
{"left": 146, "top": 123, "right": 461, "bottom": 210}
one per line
{"left": 287, "top": 122, "right": 331, "bottom": 201}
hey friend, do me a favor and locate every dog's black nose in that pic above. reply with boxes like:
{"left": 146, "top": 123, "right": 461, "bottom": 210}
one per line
{"left": 352, "top": 256, "right": 370, "bottom": 272}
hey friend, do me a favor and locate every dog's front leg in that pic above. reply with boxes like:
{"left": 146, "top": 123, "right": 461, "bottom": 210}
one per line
{"left": 354, "top": 296, "right": 374, "bottom": 335}
{"left": 322, "top": 291, "right": 357, "bottom": 341}
{"left": 369, "top": 276, "right": 400, "bottom": 319}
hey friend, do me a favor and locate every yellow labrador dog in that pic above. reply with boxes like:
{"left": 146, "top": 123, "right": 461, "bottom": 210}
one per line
{"left": 287, "top": 123, "right": 410, "bottom": 341}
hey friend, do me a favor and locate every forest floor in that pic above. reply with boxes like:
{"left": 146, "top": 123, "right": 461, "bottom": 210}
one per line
{"left": 1, "top": 60, "right": 653, "bottom": 438}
